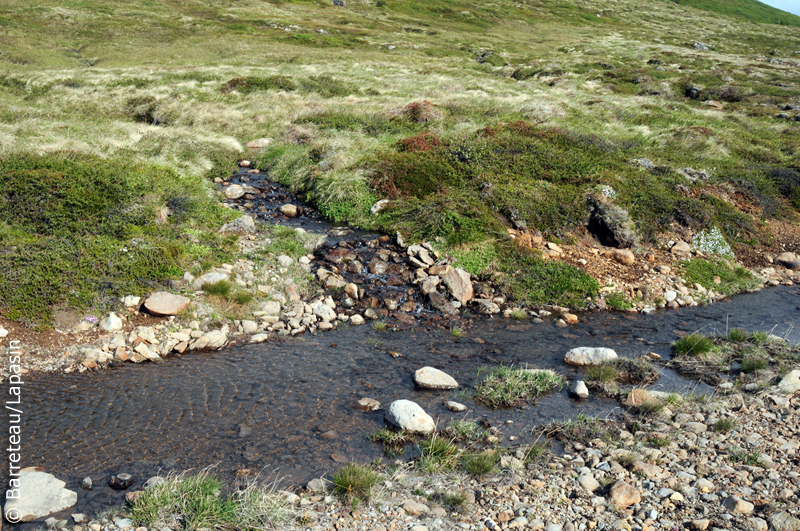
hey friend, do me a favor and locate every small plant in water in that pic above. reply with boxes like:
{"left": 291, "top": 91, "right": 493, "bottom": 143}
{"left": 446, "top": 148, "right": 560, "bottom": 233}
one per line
{"left": 509, "top": 309, "right": 528, "bottom": 320}
{"left": 727, "top": 328, "right": 749, "bottom": 342}
{"left": 473, "top": 366, "right": 563, "bottom": 408}
{"left": 672, "top": 333, "right": 715, "bottom": 356}
{"left": 373, "top": 321, "right": 387, "bottom": 332}
{"left": 451, "top": 326, "right": 465, "bottom": 338}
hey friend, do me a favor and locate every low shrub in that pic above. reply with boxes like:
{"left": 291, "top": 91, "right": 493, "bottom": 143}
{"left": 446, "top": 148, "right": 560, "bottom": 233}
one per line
{"left": 672, "top": 333, "right": 715, "bottom": 357}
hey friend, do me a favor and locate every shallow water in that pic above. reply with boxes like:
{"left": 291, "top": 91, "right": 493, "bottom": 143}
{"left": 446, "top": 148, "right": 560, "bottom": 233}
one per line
{"left": 10, "top": 285, "right": 800, "bottom": 524}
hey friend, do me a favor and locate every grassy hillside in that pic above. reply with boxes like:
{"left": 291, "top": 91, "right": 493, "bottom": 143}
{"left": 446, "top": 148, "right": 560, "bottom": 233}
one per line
{"left": 1, "top": 0, "right": 800, "bottom": 325}
{"left": 662, "top": 0, "right": 800, "bottom": 26}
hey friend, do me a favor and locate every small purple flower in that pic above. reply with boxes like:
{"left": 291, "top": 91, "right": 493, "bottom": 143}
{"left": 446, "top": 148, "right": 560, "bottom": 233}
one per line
{"left": 84, "top": 316, "right": 99, "bottom": 324}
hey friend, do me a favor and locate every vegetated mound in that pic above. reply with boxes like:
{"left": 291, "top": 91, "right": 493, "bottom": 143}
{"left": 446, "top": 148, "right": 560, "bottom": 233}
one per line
{"left": 661, "top": 0, "right": 800, "bottom": 27}
{"left": 0, "top": 154, "right": 236, "bottom": 328}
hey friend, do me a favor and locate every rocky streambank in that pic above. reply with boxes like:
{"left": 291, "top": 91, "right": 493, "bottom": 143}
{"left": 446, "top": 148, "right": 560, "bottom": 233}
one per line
{"left": 19, "top": 379, "right": 799, "bottom": 531}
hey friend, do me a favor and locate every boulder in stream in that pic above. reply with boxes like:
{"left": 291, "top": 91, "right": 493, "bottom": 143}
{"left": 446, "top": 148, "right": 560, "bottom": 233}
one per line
{"left": 564, "top": 347, "right": 617, "bottom": 366}
{"left": 414, "top": 367, "right": 459, "bottom": 390}
{"left": 386, "top": 400, "right": 435, "bottom": 434}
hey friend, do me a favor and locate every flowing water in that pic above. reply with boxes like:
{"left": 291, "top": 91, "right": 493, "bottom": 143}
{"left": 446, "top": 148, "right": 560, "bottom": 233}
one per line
{"left": 12, "top": 285, "right": 800, "bottom": 524}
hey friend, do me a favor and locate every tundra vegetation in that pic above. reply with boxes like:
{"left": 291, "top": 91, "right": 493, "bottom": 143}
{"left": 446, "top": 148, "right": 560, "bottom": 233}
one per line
{"left": 1, "top": 0, "right": 799, "bottom": 326}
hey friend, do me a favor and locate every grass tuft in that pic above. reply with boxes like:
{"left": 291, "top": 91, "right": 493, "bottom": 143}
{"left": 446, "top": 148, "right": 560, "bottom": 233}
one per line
{"left": 462, "top": 451, "right": 498, "bottom": 476}
{"left": 331, "top": 463, "right": 380, "bottom": 504}
{"left": 672, "top": 334, "right": 716, "bottom": 357}
{"left": 715, "top": 418, "right": 736, "bottom": 433}
{"left": 473, "top": 366, "right": 564, "bottom": 408}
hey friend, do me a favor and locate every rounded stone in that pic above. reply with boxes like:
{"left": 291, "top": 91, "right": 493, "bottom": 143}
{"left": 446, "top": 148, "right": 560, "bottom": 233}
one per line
{"left": 564, "top": 347, "right": 618, "bottom": 366}
{"left": 144, "top": 292, "right": 191, "bottom": 316}
{"left": 414, "top": 367, "right": 459, "bottom": 390}
{"left": 385, "top": 399, "right": 435, "bottom": 434}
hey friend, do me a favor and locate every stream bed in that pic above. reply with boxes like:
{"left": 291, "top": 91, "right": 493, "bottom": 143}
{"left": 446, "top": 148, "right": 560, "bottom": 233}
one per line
{"left": 13, "top": 284, "right": 800, "bottom": 523}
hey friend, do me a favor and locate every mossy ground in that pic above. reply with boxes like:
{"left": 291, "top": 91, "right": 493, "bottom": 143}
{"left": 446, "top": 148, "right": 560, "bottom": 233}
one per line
{"left": 1, "top": 0, "right": 799, "bottom": 324}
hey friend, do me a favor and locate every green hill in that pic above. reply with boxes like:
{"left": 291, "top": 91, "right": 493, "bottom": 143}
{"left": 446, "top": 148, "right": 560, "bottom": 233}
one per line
{"left": 663, "top": 0, "right": 800, "bottom": 26}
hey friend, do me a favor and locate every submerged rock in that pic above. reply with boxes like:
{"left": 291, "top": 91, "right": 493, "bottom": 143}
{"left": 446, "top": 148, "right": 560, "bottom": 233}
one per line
{"left": 386, "top": 399, "right": 435, "bottom": 434}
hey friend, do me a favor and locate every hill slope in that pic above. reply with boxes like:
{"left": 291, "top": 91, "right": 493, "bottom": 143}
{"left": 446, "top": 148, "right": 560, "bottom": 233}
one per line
{"left": 662, "top": 0, "right": 800, "bottom": 26}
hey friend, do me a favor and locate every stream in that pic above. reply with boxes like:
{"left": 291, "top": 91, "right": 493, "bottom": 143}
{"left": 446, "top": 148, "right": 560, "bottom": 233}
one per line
{"left": 8, "top": 167, "right": 800, "bottom": 526}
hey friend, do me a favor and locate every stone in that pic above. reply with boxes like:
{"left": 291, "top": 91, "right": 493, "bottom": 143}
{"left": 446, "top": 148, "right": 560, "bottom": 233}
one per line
{"left": 569, "top": 380, "right": 590, "bottom": 399}
{"left": 473, "top": 299, "right": 501, "bottom": 314}
{"left": 587, "top": 196, "right": 636, "bottom": 248}
{"left": 632, "top": 461, "right": 663, "bottom": 479}
{"left": 317, "top": 268, "right": 347, "bottom": 289}
{"left": 193, "top": 271, "right": 230, "bottom": 290}
{"left": 115, "top": 518, "right": 134, "bottom": 529}
{"left": 445, "top": 401, "right": 467, "bottom": 412}
{"left": 722, "top": 495, "right": 754, "bottom": 514}
{"left": 306, "top": 478, "right": 326, "bottom": 492}
{"left": 122, "top": 295, "right": 141, "bottom": 308}
{"left": 241, "top": 320, "right": 258, "bottom": 334}
{"left": 770, "top": 512, "right": 800, "bottom": 531}
{"left": 414, "top": 367, "right": 459, "bottom": 389}
{"left": 428, "top": 291, "right": 459, "bottom": 316}
{"left": 691, "top": 520, "right": 710, "bottom": 531}
{"left": 402, "top": 500, "right": 429, "bottom": 516}
{"left": 225, "top": 184, "right": 246, "bottom": 199}
{"left": 368, "top": 258, "right": 388, "bottom": 275}
{"left": 578, "top": 474, "right": 601, "bottom": 493}
{"left": 354, "top": 398, "right": 380, "bottom": 411}
{"left": 280, "top": 204, "right": 299, "bottom": 217}
{"left": 144, "top": 292, "right": 191, "bottom": 316}
{"left": 778, "top": 369, "right": 800, "bottom": 392}
{"left": 246, "top": 138, "right": 273, "bottom": 153}
{"left": 143, "top": 476, "right": 165, "bottom": 489}
{"left": 747, "top": 517, "right": 768, "bottom": 531}
{"left": 563, "top": 313, "right": 578, "bottom": 324}
{"left": 190, "top": 330, "right": 227, "bottom": 350}
{"left": 612, "top": 249, "right": 635, "bottom": 266}
{"left": 420, "top": 276, "right": 441, "bottom": 295}
{"left": 608, "top": 481, "right": 640, "bottom": 509}
{"left": 72, "top": 514, "right": 88, "bottom": 523}
{"left": 262, "top": 300, "right": 281, "bottom": 316}
{"left": 4, "top": 470, "right": 78, "bottom": 522}
{"left": 109, "top": 473, "right": 137, "bottom": 490}
{"left": 99, "top": 312, "right": 123, "bottom": 331}
{"left": 385, "top": 400, "right": 435, "bottom": 434}
{"left": 221, "top": 214, "right": 256, "bottom": 233}
{"left": 313, "top": 303, "right": 337, "bottom": 322}
{"left": 564, "top": 347, "right": 617, "bottom": 366}
{"left": 277, "top": 254, "right": 294, "bottom": 268}
{"left": 370, "top": 199, "right": 390, "bottom": 215}
{"left": 683, "top": 422, "right": 707, "bottom": 434}
{"left": 776, "top": 252, "right": 800, "bottom": 270}
{"left": 350, "top": 314, "right": 365, "bottom": 325}
{"left": 80, "top": 477, "right": 92, "bottom": 490}
{"left": 133, "top": 343, "right": 162, "bottom": 363}
{"left": 442, "top": 266, "right": 474, "bottom": 305}
{"left": 671, "top": 241, "right": 691, "bottom": 254}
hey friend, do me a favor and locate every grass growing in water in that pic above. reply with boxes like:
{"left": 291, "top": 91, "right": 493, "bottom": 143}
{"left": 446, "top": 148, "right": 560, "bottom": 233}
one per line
{"left": 672, "top": 333, "right": 716, "bottom": 356}
{"left": 473, "top": 366, "right": 564, "bottom": 408}
{"left": 127, "top": 470, "right": 293, "bottom": 531}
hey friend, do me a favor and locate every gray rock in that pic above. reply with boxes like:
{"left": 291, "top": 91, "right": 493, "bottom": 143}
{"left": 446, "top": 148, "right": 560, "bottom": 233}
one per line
{"left": 99, "top": 312, "right": 123, "bottom": 332}
{"left": 246, "top": 138, "right": 273, "bottom": 153}
{"left": 671, "top": 241, "right": 692, "bottom": 254}
{"left": 473, "top": 299, "right": 501, "bottom": 314}
{"left": 420, "top": 276, "right": 441, "bottom": 295}
{"left": 279, "top": 204, "right": 299, "bottom": 217}
{"left": 350, "top": 314, "right": 365, "bottom": 325}
{"left": 445, "top": 401, "right": 467, "bottom": 412}
{"left": 386, "top": 400, "right": 436, "bottom": 434}
{"left": 578, "top": 474, "right": 600, "bottom": 493}
{"left": 694, "top": 42, "right": 709, "bottom": 51}
{"left": 80, "top": 477, "right": 92, "bottom": 490}
{"left": 241, "top": 320, "right": 258, "bottom": 334}
{"left": 190, "top": 330, "right": 227, "bottom": 350}
{"left": 277, "top": 254, "right": 294, "bottom": 268}
{"left": 564, "top": 347, "right": 617, "bottom": 366}
{"left": 313, "top": 303, "right": 336, "bottom": 322}
{"left": 370, "top": 199, "right": 390, "bottom": 215}
{"left": 776, "top": 252, "right": 800, "bottom": 270}
{"left": 307, "top": 478, "right": 326, "bottom": 492}
{"left": 144, "top": 292, "right": 191, "bottom": 316}
{"left": 587, "top": 195, "right": 636, "bottom": 248}
{"left": 428, "top": 291, "right": 459, "bottom": 316}
{"left": 121, "top": 295, "right": 141, "bottom": 308}
{"left": 4, "top": 470, "right": 78, "bottom": 522}
{"left": 770, "top": 512, "right": 800, "bottom": 531}
{"left": 220, "top": 214, "right": 256, "bottom": 233}
{"left": 778, "top": 370, "right": 800, "bottom": 392}
{"left": 722, "top": 495, "right": 754, "bottom": 514}
{"left": 402, "top": 500, "right": 429, "bottom": 516}
{"left": 225, "top": 184, "right": 245, "bottom": 199}
{"left": 317, "top": 268, "right": 347, "bottom": 289}
{"left": 414, "top": 367, "right": 459, "bottom": 389}
{"left": 442, "top": 266, "right": 474, "bottom": 305}
{"left": 569, "top": 380, "right": 590, "bottom": 399}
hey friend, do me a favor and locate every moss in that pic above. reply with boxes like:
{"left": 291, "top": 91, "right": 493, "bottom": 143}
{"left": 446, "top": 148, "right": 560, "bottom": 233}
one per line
{"left": 682, "top": 258, "right": 758, "bottom": 295}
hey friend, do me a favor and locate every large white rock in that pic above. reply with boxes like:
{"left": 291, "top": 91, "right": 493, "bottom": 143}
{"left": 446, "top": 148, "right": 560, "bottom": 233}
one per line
{"left": 414, "top": 367, "right": 459, "bottom": 390}
{"left": 99, "top": 312, "right": 123, "bottom": 332}
{"left": 564, "top": 347, "right": 618, "bottom": 366}
{"left": 225, "top": 184, "right": 246, "bottom": 200}
{"left": 442, "top": 266, "right": 474, "bottom": 305}
{"left": 385, "top": 400, "right": 436, "bottom": 434}
{"left": 190, "top": 330, "right": 228, "bottom": 350}
{"left": 144, "top": 292, "right": 191, "bottom": 316}
{"left": 778, "top": 370, "right": 800, "bottom": 393}
{"left": 4, "top": 470, "right": 77, "bottom": 522}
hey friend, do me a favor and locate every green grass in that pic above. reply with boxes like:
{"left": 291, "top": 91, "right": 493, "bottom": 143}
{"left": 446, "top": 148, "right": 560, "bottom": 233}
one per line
{"left": 672, "top": 333, "right": 716, "bottom": 357}
{"left": 418, "top": 434, "right": 460, "bottom": 473}
{"left": 715, "top": 418, "right": 736, "bottom": 433}
{"left": 509, "top": 309, "right": 528, "bottom": 320}
{"left": 0, "top": 153, "right": 235, "bottom": 328}
{"left": 330, "top": 463, "right": 381, "bottom": 504}
{"left": 462, "top": 451, "right": 498, "bottom": 476}
{"left": 370, "top": 427, "right": 412, "bottom": 455}
{"left": 647, "top": 435, "right": 672, "bottom": 448}
{"left": 126, "top": 470, "right": 293, "bottom": 531}
{"left": 203, "top": 280, "right": 232, "bottom": 297}
{"left": 682, "top": 259, "right": 759, "bottom": 296}
{"left": 660, "top": 0, "right": 800, "bottom": 27}
{"left": 373, "top": 321, "right": 387, "bottom": 332}
{"left": 442, "top": 420, "right": 487, "bottom": 444}
{"left": 605, "top": 292, "right": 633, "bottom": 311}
{"left": 586, "top": 358, "right": 659, "bottom": 387}
{"left": 741, "top": 357, "right": 768, "bottom": 373}
{"left": 473, "top": 366, "right": 564, "bottom": 408}
{"left": 728, "top": 448, "right": 763, "bottom": 467}
{"left": 450, "top": 326, "right": 465, "bottom": 338}
{"left": 728, "top": 328, "right": 749, "bottom": 342}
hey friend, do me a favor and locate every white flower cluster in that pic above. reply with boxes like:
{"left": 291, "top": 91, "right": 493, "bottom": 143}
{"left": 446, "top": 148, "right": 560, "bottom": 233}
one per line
{"left": 693, "top": 227, "right": 734, "bottom": 259}
{"left": 598, "top": 185, "right": 616, "bottom": 198}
